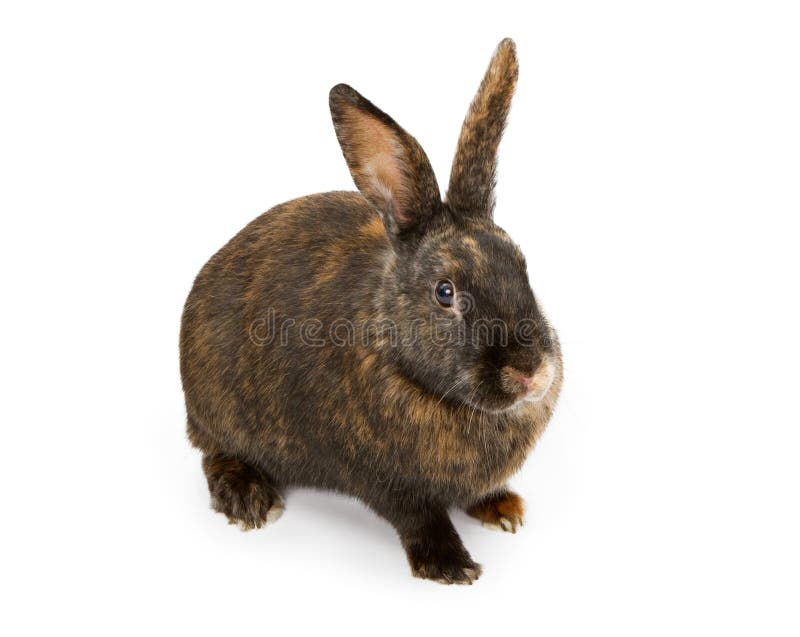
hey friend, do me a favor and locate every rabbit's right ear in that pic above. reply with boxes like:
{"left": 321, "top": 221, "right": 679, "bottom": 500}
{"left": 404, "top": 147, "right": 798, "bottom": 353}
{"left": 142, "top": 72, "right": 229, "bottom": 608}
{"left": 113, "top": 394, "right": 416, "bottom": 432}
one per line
{"left": 329, "top": 84, "right": 441, "bottom": 240}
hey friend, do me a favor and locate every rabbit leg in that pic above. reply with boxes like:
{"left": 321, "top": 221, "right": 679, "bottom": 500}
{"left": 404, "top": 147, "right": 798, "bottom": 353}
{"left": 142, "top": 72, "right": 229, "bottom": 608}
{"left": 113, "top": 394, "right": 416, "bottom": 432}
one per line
{"left": 374, "top": 498, "right": 481, "bottom": 584}
{"left": 466, "top": 487, "right": 525, "bottom": 533}
{"left": 201, "top": 453, "right": 285, "bottom": 531}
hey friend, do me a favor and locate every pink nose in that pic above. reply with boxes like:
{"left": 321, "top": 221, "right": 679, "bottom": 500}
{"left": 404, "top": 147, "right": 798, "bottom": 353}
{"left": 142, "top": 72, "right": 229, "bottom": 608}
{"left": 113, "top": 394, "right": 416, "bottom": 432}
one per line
{"left": 509, "top": 370, "right": 535, "bottom": 388}
{"left": 506, "top": 359, "right": 555, "bottom": 402}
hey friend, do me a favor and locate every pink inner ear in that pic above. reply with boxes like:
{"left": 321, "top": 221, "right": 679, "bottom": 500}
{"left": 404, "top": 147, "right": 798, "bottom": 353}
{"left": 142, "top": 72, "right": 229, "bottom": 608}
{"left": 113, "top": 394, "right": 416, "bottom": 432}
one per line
{"left": 365, "top": 151, "right": 412, "bottom": 224}
{"left": 339, "top": 103, "right": 411, "bottom": 225}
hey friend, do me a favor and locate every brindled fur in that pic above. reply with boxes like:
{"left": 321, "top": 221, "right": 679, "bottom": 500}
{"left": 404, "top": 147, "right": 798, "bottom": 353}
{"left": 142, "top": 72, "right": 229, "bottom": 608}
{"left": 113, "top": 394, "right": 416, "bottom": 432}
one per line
{"left": 180, "top": 38, "right": 563, "bottom": 585}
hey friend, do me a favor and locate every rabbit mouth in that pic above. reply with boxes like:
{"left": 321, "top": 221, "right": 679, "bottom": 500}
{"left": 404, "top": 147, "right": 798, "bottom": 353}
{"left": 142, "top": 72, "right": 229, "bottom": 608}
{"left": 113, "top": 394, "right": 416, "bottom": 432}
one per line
{"left": 461, "top": 357, "right": 556, "bottom": 414}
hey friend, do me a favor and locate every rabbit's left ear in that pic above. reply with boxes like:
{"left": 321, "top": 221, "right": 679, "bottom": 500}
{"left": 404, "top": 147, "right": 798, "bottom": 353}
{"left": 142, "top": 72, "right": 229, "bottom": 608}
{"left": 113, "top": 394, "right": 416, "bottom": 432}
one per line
{"left": 330, "top": 84, "right": 441, "bottom": 239}
{"left": 447, "top": 38, "right": 519, "bottom": 219}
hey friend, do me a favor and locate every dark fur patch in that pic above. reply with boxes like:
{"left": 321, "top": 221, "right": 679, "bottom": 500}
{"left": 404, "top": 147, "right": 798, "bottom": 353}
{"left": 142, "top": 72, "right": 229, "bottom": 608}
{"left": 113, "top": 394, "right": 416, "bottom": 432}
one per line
{"left": 202, "top": 453, "right": 283, "bottom": 530}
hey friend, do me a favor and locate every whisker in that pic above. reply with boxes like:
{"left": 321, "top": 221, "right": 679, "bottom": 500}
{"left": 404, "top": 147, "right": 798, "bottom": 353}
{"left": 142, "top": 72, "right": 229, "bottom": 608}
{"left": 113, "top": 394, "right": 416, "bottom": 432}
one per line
{"left": 465, "top": 381, "right": 484, "bottom": 436}
{"left": 436, "top": 375, "right": 470, "bottom": 407}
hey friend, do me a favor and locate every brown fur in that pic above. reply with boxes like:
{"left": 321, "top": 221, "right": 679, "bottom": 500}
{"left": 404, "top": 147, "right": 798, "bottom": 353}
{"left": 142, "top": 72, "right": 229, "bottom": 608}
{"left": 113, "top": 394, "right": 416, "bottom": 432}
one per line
{"left": 180, "top": 39, "right": 563, "bottom": 585}
{"left": 447, "top": 38, "right": 519, "bottom": 217}
{"left": 201, "top": 451, "right": 284, "bottom": 531}
{"left": 466, "top": 489, "right": 525, "bottom": 533}
{"left": 330, "top": 84, "right": 440, "bottom": 237}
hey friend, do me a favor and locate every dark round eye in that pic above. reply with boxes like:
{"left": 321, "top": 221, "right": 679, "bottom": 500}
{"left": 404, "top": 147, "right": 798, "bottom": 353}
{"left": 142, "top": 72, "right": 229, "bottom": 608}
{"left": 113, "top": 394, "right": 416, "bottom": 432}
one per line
{"left": 434, "top": 279, "right": 455, "bottom": 307}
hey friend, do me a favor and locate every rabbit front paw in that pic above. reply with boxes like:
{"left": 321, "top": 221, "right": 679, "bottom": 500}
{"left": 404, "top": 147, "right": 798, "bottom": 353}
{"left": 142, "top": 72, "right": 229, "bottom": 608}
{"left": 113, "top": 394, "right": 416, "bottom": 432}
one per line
{"left": 466, "top": 489, "right": 525, "bottom": 533}
{"left": 404, "top": 529, "right": 482, "bottom": 585}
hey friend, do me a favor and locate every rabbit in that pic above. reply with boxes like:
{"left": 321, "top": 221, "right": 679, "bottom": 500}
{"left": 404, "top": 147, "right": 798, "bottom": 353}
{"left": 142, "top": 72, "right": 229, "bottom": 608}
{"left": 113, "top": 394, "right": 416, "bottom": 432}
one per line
{"left": 180, "top": 38, "right": 562, "bottom": 585}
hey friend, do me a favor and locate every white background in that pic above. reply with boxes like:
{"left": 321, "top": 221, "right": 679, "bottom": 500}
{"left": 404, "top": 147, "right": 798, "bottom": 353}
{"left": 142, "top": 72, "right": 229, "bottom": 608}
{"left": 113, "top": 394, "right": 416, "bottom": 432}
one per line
{"left": 1, "top": 1, "right": 798, "bottom": 635}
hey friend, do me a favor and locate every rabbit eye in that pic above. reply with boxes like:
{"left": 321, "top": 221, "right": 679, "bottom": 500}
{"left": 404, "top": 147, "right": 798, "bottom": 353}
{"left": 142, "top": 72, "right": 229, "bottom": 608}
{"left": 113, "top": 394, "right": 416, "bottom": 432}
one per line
{"left": 434, "top": 279, "right": 455, "bottom": 307}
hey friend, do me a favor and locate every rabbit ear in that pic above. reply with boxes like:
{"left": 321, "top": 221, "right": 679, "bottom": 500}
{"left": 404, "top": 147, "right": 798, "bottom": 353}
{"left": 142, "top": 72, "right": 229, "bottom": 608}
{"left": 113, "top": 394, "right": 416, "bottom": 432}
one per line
{"left": 329, "top": 84, "right": 441, "bottom": 238}
{"left": 446, "top": 38, "right": 519, "bottom": 219}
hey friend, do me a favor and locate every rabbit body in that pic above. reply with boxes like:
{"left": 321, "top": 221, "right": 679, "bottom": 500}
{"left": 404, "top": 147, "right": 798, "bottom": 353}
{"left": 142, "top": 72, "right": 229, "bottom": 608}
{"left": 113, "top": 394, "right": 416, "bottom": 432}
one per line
{"left": 181, "top": 40, "right": 562, "bottom": 584}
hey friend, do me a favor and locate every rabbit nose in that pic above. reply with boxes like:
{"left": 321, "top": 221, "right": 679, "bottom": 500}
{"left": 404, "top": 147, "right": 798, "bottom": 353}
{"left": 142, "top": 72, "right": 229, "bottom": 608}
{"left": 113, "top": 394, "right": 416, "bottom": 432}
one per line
{"left": 505, "top": 357, "right": 555, "bottom": 402}
{"left": 508, "top": 370, "right": 535, "bottom": 387}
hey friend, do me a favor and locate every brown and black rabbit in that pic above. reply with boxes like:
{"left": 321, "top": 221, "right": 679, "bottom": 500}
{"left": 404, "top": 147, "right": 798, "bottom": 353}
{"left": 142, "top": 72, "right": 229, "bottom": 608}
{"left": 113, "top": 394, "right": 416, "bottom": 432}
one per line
{"left": 180, "top": 38, "right": 562, "bottom": 585}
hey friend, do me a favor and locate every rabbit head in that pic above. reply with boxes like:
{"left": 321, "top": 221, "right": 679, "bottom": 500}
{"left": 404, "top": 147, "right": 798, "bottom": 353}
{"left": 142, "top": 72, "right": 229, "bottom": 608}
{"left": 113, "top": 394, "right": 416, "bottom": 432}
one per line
{"left": 329, "top": 39, "right": 558, "bottom": 413}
